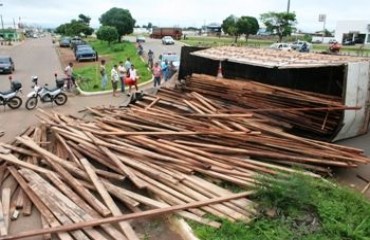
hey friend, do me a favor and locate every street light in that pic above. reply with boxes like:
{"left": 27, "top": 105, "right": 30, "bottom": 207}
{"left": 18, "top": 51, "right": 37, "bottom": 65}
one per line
{"left": 319, "top": 14, "right": 327, "bottom": 43}
{"left": 287, "top": 0, "right": 291, "bottom": 14}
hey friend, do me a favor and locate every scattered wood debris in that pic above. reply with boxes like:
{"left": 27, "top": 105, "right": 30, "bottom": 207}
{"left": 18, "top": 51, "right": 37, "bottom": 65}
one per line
{"left": 0, "top": 75, "right": 369, "bottom": 239}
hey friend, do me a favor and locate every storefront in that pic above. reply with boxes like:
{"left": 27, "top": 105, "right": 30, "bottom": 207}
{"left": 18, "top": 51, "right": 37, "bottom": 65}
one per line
{"left": 335, "top": 20, "right": 370, "bottom": 44}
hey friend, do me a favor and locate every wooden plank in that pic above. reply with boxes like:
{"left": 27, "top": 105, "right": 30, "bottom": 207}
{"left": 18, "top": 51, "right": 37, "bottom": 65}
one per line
{"left": 0, "top": 154, "right": 53, "bottom": 176}
{"left": 0, "top": 200, "right": 7, "bottom": 236}
{"left": 22, "top": 193, "right": 32, "bottom": 216}
{"left": 20, "top": 169, "right": 109, "bottom": 240}
{"left": 40, "top": 216, "right": 51, "bottom": 240}
{"left": 1, "top": 191, "right": 254, "bottom": 240}
{"left": 7, "top": 167, "right": 77, "bottom": 240}
{"left": 1, "top": 188, "right": 11, "bottom": 234}
{"left": 45, "top": 173, "right": 127, "bottom": 240}
{"left": 15, "top": 137, "right": 90, "bottom": 179}
{"left": 85, "top": 132, "right": 147, "bottom": 189}
{"left": 80, "top": 158, "right": 139, "bottom": 240}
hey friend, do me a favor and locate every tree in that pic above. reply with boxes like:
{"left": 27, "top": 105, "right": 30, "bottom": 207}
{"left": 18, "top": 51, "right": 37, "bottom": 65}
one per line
{"left": 147, "top": 22, "right": 153, "bottom": 29}
{"left": 78, "top": 14, "right": 91, "bottom": 25}
{"left": 96, "top": 26, "right": 118, "bottom": 45}
{"left": 236, "top": 16, "right": 259, "bottom": 42}
{"left": 260, "top": 12, "right": 297, "bottom": 42}
{"left": 99, "top": 8, "right": 136, "bottom": 42}
{"left": 222, "top": 15, "right": 239, "bottom": 43}
{"left": 55, "top": 23, "right": 69, "bottom": 35}
{"left": 55, "top": 14, "right": 94, "bottom": 36}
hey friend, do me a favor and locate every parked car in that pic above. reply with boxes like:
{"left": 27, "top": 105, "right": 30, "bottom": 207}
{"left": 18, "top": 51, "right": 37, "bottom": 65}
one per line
{"left": 59, "top": 37, "right": 71, "bottom": 47}
{"left": 75, "top": 48, "right": 98, "bottom": 62}
{"left": 73, "top": 44, "right": 92, "bottom": 56}
{"left": 269, "top": 43, "right": 292, "bottom": 51}
{"left": 161, "top": 53, "right": 180, "bottom": 71}
{"left": 291, "top": 41, "right": 311, "bottom": 51}
{"left": 162, "top": 36, "right": 175, "bottom": 45}
{"left": 136, "top": 36, "right": 146, "bottom": 43}
{"left": 343, "top": 39, "right": 355, "bottom": 45}
{"left": 0, "top": 56, "right": 15, "bottom": 74}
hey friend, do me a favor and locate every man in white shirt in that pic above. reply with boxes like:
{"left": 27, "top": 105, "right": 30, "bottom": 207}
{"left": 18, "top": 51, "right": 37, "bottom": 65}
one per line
{"left": 127, "top": 64, "right": 139, "bottom": 96}
{"left": 110, "top": 64, "right": 119, "bottom": 97}
{"left": 64, "top": 62, "right": 74, "bottom": 91}
{"left": 118, "top": 61, "right": 126, "bottom": 93}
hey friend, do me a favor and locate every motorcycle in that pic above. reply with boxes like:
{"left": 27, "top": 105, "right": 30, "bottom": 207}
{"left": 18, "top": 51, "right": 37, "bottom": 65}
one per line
{"left": 25, "top": 74, "right": 68, "bottom": 110}
{"left": 0, "top": 76, "right": 23, "bottom": 110}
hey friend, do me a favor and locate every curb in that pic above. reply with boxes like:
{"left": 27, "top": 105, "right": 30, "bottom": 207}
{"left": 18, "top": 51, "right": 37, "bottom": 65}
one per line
{"left": 76, "top": 77, "right": 154, "bottom": 96}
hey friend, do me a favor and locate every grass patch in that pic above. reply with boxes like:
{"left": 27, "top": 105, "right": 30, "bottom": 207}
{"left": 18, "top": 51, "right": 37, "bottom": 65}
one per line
{"left": 189, "top": 174, "right": 370, "bottom": 240}
{"left": 74, "top": 39, "right": 152, "bottom": 92}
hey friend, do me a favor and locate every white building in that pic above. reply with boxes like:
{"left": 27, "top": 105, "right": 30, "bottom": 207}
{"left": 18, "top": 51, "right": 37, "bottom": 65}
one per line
{"left": 335, "top": 20, "right": 370, "bottom": 44}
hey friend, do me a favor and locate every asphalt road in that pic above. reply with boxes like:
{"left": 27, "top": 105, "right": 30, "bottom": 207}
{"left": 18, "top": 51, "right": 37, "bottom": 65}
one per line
{"left": 124, "top": 36, "right": 185, "bottom": 63}
{"left": 0, "top": 36, "right": 62, "bottom": 91}
{"left": 0, "top": 36, "right": 124, "bottom": 144}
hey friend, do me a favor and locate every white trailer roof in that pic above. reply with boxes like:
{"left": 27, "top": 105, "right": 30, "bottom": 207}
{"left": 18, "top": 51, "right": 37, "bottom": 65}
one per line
{"left": 191, "top": 46, "right": 370, "bottom": 69}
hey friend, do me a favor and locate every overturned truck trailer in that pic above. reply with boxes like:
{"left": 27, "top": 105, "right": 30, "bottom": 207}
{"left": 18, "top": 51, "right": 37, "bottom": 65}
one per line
{"left": 178, "top": 46, "right": 370, "bottom": 142}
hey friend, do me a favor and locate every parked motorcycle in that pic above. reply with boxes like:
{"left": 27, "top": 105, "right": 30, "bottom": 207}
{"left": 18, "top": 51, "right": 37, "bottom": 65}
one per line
{"left": 25, "top": 74, "right": 67, "bottom": 110}
{"left": 0, "top": 76, "right": 23, "bottom": 109}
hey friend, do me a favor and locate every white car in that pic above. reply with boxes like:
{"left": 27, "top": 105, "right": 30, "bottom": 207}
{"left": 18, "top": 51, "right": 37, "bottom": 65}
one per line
{"left": 161, "top": 53, "right": 180, "bottom": 71}
{"left": 269, "top": 43, "right": 292, "bottom": 51}
{"left": 291, "top": 40, "right": 311, "bottom": 52}
{"left": 162, "top": 36, "right": 175, "bottom": 45}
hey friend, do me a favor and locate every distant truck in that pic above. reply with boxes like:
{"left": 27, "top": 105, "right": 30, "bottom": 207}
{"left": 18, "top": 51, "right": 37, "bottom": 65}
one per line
{"left": 150, "top": 28, "right": 182, "bottom": 40}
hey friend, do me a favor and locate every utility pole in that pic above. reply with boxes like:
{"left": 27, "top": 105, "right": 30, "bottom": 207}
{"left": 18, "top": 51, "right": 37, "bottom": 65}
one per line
{"left": 0, "top": 3, "right": 3, "bottom": 38}
{"left": 287, "top": 0, "right": 291, "bottom": 14}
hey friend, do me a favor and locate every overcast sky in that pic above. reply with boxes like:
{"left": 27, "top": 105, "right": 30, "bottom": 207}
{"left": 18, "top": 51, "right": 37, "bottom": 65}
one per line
{"left": 1, "top": 0, "right": 369, "bottom": 32}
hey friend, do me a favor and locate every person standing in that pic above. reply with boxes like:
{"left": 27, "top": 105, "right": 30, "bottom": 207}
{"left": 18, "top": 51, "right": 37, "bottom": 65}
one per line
{"left": 148, "top": 49, "right": 154, "bottom": 69}
{"left": 118, "top": 61, "right": 126, "bottom": 93}
{"left": 100, "top": 59, "right": 107, "bottom": 90}
{"left": 64, "top": 62, "right": 74, "bottom": 91}
{"left": 152, "top": 62, "right": 161, "bottom": 88}
{"left": 124, "top": 57, "right": 132, "bottom": 71}
{"left": 127, "top": 64, "right": 139, "bottom": 96}
{"left": 161, "top": 59, "right": 169, "bottom": 82}
{"left": 111, "top": 64, "right": 119, "bottom": 97}
{"left": 168, "top": 61, "right": 176, "bottom": 79}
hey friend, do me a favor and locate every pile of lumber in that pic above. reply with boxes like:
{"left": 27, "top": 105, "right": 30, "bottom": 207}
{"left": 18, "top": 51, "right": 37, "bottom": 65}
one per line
{"left": 0, "top": 84, "right": 368, "bottom": 239}
{"left": 184, "top": 74, "right": 358, "bottom": 140}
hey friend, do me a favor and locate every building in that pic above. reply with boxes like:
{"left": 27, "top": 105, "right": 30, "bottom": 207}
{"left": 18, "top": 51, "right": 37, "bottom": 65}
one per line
{"left": 335, "top": 20, "right": 370, "bottom": 44}
{"left": 205, "top": 23, "right": 222, "bottom": 36}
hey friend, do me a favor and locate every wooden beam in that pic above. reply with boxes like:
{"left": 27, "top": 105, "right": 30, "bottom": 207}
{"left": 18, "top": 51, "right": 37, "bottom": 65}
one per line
{"left": 80, "top": 158, "right": 138, "bottom": 240}
{"left": 0, "top": 191, "right": 254, "bottom": 240}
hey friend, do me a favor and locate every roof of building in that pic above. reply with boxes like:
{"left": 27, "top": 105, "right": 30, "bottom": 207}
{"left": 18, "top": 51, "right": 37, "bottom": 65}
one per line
{"left": 206, "top": 23, "right": 221, "bottom": 28}
{"left": 191, "top": 46, "right": 370, "bottom": 69}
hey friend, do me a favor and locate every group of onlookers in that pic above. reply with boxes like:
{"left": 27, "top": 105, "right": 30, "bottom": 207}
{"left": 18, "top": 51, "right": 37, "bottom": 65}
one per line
{"left": 100, "top": 58, "right": 139, "bottom": 97}
{"left": 64, "top": 54, "right": 176, "bottom": 97}
{"left": 152, "top": 58, "right": 176, "bottom": 88}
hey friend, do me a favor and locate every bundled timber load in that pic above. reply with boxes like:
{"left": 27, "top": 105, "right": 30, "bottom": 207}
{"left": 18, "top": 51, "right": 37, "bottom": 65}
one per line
{"left": 183, "top": 74, "right": 358, "bottom": 140}
{"left": 0, "top": 85, "right": 369, "bottom": 239}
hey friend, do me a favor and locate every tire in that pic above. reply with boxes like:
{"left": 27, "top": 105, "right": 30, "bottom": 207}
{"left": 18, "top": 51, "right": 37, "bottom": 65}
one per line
{"left": 25, "top": 97, "right": 38, "bottom": 110}
{"left": 7, "top": 96, "right": 22, "bottom": 109}
{"left": 54, "top": 93, "right": 68, "bottom": 106}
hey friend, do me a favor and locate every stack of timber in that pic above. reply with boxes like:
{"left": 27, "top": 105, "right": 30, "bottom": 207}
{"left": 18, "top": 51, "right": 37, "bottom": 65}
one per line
{"left": 0, "top": 83, "right": 368, "bottom": 238}
{"left": 183, "top": 74, "right": 356, "bottom": 140}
